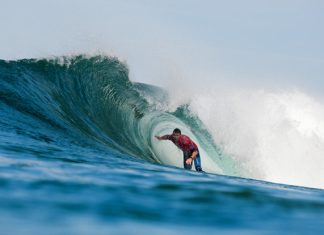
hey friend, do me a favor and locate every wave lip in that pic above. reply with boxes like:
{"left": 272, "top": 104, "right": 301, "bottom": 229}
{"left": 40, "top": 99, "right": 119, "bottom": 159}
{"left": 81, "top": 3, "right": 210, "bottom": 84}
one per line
{"left": 0, "top": 55, "right": 229, "bottom": 174}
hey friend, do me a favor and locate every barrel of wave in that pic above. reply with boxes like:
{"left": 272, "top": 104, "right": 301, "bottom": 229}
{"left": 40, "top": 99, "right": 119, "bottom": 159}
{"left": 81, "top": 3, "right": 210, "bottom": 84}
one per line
{"left": 150, "top": 120, "right": 222, "bottom": 174}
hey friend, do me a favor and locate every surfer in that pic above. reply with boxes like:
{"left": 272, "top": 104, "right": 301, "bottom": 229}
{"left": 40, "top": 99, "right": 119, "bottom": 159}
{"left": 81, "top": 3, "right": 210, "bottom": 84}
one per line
{"left": 155, "top": 128, "right": 203, "bottom": 172}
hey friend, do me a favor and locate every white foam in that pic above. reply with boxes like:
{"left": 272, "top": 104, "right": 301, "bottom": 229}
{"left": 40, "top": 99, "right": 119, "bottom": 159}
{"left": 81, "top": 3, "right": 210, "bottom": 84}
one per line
{"left": 186, "top": 88, "right": 324, "bottom": 189}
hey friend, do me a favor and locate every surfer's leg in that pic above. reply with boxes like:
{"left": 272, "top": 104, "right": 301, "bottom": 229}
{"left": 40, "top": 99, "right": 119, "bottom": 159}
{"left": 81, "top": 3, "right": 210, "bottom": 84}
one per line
{"left": 183, "top": 151, "right": 193, "bottom": 170}
{"left": 194, "top": 151, "right": 203, "bottom": 172}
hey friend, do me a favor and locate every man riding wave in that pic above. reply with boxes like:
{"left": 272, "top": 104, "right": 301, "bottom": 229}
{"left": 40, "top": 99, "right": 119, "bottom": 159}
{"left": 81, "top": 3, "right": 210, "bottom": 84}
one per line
{"left": 155, "top": 128, "right": 203, "bottom": 172}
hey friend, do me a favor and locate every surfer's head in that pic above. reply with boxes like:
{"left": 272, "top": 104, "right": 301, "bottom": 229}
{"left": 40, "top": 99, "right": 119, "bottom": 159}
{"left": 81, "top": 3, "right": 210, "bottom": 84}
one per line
{"left": 172, "top": 128, "right": 181, "bottom": 140}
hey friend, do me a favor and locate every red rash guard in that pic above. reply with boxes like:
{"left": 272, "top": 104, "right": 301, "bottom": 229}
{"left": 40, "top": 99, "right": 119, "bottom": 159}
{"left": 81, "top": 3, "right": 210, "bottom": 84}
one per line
{"left": 161, "top": 134, "right": 198, "bottom": 152}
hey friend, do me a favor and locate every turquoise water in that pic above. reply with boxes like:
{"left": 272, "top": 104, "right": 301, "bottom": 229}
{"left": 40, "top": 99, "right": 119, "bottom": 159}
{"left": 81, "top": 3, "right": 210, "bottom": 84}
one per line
{"left": 1, "top": 56, "right": 324, "bottom": 234}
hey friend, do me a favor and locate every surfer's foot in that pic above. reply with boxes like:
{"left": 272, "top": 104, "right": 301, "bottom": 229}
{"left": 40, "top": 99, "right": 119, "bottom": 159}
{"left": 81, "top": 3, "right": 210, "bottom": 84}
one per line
{"left": 196, "top": 168, "right": 204, "bottom": 172}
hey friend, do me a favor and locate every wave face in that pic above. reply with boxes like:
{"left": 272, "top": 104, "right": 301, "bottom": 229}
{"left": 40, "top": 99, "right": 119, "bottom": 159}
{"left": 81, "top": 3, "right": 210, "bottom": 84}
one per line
{"left": 0, "top": 55, "right": 235, "bottom": 176}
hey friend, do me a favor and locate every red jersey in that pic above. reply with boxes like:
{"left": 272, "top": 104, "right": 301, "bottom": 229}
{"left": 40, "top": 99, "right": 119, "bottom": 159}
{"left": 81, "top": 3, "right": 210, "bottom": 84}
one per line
{"left": 161, "top": 134, "right": 198, "bottom": 152}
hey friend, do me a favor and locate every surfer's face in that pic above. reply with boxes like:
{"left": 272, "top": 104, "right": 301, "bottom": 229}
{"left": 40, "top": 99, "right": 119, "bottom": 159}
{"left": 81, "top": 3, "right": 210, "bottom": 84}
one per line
{"left": 173, "top": 132, "right": 181, "bottom": 141}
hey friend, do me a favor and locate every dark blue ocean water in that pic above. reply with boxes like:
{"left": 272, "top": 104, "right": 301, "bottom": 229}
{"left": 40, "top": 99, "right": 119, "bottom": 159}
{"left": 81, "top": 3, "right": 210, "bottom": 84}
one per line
{"left": 1, "top": 56, "right": 324, "bottom": 234}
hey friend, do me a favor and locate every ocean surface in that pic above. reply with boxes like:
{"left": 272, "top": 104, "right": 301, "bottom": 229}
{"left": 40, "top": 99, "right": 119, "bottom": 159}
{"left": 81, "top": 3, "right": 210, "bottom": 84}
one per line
{"left": 1, "top": 55, "right": 324, "bottom": 234}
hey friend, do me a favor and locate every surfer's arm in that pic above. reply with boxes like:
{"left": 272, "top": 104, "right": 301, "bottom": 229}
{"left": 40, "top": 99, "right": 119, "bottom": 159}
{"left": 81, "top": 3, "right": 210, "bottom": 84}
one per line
{"left": 189, "top": 141, "right": 198, "bottom": 159}
{"left": 190, "top": 150, "right": 198, "bottom": 159}
{"left": 155, "top": 135, "right": 170, "bottom": 140}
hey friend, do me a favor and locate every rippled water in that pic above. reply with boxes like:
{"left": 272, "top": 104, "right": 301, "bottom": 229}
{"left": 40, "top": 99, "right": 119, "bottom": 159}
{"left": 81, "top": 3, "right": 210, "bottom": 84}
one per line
{"left": 2, "top": 147, "right": 324, "bottom": 235}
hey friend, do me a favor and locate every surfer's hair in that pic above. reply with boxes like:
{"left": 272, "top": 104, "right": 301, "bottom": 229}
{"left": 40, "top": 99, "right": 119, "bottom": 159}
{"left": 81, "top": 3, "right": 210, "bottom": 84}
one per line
{"left": 173, "top": 128, "right": 181, "bottom": 134}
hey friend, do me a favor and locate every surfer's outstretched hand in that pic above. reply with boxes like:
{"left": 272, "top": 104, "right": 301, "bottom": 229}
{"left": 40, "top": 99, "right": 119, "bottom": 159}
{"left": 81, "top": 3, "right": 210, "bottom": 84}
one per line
{"left": 186, "top": 158, "right": 193, "bottom": 165}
